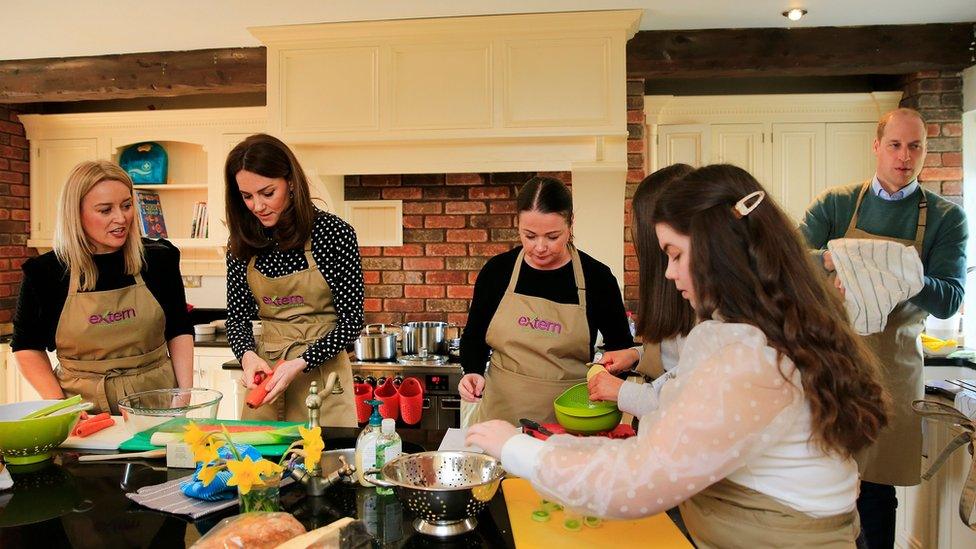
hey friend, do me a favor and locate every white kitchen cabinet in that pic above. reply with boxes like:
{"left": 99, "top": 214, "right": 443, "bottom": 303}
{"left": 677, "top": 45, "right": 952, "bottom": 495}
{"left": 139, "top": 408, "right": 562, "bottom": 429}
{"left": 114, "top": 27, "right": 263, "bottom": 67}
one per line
{"left": 29, "top": 138, "right": 98, "bottom": 243}
{"left": 656, "top": 124, "right": 708, "bottom": 168}
{"left": 712, "top": 123, "right": 766, "bottom": 181}
{"left": 771, "top": 123, "right": 826, "bottom": 221}
{"left": 826, "top": 122, "right": 878, "bottom": 187}
{"left": 646, "top": 93, "right": 899, "bottom": 222}
{"left": 3, "top": 348, "right": 55, "bottom": 404}
{"left": 194, "top": 347, "right": 242, "bottom": 420}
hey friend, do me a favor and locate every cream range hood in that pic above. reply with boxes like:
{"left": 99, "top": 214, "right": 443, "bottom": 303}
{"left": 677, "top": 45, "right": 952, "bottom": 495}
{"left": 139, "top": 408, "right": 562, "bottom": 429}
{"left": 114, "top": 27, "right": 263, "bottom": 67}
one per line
{"left": 249, "top": 9, "right": 643, "bottom": 280}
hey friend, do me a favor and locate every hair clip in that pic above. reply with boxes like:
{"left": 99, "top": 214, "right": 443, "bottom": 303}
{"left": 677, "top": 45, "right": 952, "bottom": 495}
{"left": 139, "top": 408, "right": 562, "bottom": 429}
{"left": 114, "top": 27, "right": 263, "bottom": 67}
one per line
{"left": 732, "top": 191, "right": 765, "bottom": 218}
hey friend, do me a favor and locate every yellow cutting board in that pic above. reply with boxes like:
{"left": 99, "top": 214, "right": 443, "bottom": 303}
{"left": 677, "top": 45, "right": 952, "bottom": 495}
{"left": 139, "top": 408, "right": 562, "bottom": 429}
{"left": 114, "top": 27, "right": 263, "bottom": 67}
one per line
{"left": 503, "top": 478, "right": 692, "bottom": 548}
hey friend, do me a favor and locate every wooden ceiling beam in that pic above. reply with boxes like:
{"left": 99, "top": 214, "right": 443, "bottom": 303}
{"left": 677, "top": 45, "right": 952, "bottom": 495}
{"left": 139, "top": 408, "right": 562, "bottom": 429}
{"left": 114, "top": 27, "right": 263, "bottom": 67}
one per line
{"left": 627, "top": 23, "right": 975, "bottom": 79}
{"left": 0, "top": 47, "right": 266, "bottom": 103}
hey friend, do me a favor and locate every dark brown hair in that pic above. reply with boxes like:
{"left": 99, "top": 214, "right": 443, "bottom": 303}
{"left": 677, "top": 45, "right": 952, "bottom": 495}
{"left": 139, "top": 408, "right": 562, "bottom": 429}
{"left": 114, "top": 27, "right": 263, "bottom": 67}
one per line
{"left": 224, "top": 134, "right": 317, "bottom": 261}
{"left": 653, "top": 164, "right": 889, "bottom": 457}
{"left": 516, "top": 176, "right": 573, "bottom": 225}
{"left": 633, "top": 164, "right": 696, "bottom": 343}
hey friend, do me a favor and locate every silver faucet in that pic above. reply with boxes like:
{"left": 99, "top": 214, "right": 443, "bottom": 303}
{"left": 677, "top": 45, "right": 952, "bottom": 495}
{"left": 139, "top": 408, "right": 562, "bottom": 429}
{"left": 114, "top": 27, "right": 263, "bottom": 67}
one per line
{"left": 289, "top": 379, "right": 356, "bottom": 496}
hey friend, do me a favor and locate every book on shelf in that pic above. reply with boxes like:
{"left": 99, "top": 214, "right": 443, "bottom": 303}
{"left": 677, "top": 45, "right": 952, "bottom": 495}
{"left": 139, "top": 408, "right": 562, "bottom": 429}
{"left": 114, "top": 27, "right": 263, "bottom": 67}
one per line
{"left": 134, "top": 190, "right": 168, "bottom": 238}
{"left": 191, "top": 202, "right": 209, "bottom": 239}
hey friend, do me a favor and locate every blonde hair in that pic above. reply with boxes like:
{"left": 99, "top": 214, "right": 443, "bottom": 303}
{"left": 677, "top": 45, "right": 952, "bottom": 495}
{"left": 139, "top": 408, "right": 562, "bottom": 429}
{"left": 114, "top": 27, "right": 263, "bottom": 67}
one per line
{"left": 53, "top": 160, "right": 144, "bottom": 291}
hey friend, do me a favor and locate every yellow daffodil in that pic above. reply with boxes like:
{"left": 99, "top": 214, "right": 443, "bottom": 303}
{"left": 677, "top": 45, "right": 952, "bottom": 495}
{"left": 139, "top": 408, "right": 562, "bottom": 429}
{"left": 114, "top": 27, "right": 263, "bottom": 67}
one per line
{"left": 257, "top": 459, "right": 284, "bottom": 478}
{"left": 198, "top": 463, "right": 223, "bottom": 487}
{"left": 226, "top": 456, "right": 266, "bottom": 495}
{"left": 183, "top": 422, "right": 209, "bottom": 447}
{"left": 298, "top": 425, "right": 325, "bottom": 470}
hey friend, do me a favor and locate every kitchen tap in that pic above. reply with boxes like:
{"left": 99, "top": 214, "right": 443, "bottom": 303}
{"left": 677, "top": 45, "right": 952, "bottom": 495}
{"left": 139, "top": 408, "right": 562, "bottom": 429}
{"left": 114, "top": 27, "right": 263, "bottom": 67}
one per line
{"left": 289, "top": 379, "right": 356, "bottom": 496}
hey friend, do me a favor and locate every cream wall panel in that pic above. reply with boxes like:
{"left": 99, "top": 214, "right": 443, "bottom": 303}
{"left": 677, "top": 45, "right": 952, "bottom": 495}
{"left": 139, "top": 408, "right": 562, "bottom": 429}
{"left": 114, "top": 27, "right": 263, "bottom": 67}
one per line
{"left": 826, "top": 122, "right": 877, "bottom": 188}
{"left": 391, "top": 44, "right": 492, "bottom": 130}
{"left": 503, "top": 38, "right": 611, "bottom": 128}
{"left": 571, "top": 163, "right": 627, "bottom": 285}
{"left": 772, "top": 123, "right": 825, "bottom": 221}
{"left": 280, "top": 48, "right": 379, "bottom": 133}
{"left": 657, "top": 124, "right": 708, "bottom": 168}
{"left": 298, "top": 136, "right": 627, "bottom": 175}
{"left": 344, "top": 200, "right": 403, "bottom": 247}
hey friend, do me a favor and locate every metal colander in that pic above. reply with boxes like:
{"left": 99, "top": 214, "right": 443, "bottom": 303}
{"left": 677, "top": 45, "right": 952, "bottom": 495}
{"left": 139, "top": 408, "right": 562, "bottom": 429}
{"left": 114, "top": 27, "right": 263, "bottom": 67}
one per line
{"left": 365, "top": 451, "right": 505, "bottom": 537}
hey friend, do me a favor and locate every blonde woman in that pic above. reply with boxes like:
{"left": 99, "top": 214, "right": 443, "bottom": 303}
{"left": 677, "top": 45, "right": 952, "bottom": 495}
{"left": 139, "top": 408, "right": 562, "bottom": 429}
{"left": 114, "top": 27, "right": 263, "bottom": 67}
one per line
{"left": 12, "top": 160, "right": 193, "bottom": 414}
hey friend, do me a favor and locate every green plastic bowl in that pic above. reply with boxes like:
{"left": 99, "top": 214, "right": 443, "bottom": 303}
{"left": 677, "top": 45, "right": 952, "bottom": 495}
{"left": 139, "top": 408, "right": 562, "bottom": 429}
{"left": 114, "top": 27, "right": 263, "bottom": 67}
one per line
{"left": 553, "top": 383, "right": 622, "bottom": 434}
{"left": 0, "top": 400, "right": 82, "bottom": 465}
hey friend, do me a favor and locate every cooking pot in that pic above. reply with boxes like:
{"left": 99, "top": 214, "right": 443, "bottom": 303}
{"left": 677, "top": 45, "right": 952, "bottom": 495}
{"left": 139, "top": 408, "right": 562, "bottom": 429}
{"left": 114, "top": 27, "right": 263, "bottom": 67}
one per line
{"left": 400, "top": 321, "right": 457, "bottom": 357}
{"left": 354, "top": 324, "right": 397, "bottom": 361}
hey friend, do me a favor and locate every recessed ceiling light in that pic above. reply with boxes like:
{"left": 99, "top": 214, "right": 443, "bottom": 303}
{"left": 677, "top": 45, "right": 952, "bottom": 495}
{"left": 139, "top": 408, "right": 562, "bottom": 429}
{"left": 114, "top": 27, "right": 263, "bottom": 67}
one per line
{"left": 782, "top": 8, "right": 807, "bottom": 21}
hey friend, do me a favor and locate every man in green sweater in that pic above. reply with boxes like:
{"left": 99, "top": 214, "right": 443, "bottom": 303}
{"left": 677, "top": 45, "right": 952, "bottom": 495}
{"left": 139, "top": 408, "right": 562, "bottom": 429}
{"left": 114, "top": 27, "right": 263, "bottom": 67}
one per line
{"left": 800, "top": 107, "right": 967, "bottom": 548}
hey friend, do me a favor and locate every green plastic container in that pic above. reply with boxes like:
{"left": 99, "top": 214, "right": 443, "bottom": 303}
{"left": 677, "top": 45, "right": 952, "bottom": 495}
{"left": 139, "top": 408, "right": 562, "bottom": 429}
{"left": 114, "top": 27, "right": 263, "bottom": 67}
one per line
{"left": 0, "top": 400, "right": 82, "bottom": 465}
{"left": 553, "top": 383, "right": 622, "bottom": 434}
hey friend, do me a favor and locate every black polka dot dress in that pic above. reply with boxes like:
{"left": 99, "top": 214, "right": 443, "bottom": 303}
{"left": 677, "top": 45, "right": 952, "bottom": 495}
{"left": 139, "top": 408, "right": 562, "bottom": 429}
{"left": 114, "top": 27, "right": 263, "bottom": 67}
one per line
{"left": 226, "top": 211, "right": 365, "bottom": 372}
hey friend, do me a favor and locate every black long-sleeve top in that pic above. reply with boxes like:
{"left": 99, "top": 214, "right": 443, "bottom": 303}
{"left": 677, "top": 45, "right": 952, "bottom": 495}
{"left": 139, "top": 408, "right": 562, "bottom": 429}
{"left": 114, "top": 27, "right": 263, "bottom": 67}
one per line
{"left": 225, "top": 211, "right": 365, "bottom": 372}
{"left": 12, "top": 238, "right": 193, "bottom": 352}
{"left": 460, "top": 246, "right": 635, "bottom": 376}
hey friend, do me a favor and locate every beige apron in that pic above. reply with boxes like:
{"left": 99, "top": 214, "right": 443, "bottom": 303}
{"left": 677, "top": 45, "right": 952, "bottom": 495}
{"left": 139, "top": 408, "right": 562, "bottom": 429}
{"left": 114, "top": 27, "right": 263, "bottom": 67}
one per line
{"left": 680, "top": 479, "right": 860, "bottom": 548}
{"left": 241, "top": 241, "right": 357, "bottom": 427}
{"left": 845, "top": 181, "right": 928, "bottom": 486}
{"left": 55, "top": 271, "right": 175, "bottom": 415}
{"left": 470, "top": 246, "right": 591, "bottom": 425}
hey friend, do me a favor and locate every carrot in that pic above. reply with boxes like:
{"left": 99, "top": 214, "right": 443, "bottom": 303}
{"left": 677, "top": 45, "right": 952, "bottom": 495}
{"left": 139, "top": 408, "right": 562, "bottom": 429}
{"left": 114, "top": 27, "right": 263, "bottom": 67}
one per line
{"left": 75, "top": 417, "right": 116, "bottom": 438}
{"left": 72, "top": 412, "right": 112, "bottom": 436}
{"left": 245, "top": 360, "right": 284, "bottom": 409}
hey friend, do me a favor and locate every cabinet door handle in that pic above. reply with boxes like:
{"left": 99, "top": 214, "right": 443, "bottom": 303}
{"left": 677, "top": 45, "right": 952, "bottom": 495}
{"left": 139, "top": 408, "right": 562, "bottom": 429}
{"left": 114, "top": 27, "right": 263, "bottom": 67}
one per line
{"left": 441, "top": 397, "right": 461, "bottom": 410}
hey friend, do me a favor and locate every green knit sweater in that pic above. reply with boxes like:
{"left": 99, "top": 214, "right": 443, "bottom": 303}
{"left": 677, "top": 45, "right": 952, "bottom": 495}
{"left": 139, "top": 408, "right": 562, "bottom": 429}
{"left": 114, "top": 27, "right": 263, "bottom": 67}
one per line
{"left": 800, "top": 182, "right": 967, "bottom": 319}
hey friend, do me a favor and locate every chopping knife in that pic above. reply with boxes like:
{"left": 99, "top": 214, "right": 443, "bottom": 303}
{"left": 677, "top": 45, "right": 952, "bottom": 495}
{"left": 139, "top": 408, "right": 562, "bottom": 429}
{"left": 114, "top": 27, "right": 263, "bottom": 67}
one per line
{"left": 519, "top": 418, "right": 555, "bottom": 437}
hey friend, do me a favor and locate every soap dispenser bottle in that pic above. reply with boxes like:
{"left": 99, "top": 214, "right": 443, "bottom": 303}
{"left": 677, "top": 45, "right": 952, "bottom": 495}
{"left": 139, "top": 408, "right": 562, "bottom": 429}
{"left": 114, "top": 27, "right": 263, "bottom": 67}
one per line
{"left": 356, "top": 399, "right": 383, "bottom": 487}
{"left": 374, "top": 418, "right": 402, "bottom": 495}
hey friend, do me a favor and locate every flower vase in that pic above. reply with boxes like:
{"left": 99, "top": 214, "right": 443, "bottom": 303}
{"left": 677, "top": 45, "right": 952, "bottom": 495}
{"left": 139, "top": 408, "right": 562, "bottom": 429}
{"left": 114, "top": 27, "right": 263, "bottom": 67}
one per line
{"left": 238, "top": 472, "right": 282, "bottom": 513}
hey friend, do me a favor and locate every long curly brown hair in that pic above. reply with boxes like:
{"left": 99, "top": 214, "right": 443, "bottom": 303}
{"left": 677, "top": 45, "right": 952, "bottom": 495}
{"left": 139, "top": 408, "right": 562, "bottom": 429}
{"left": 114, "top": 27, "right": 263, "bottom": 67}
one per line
{"left": 653, "top": 164, "right": 890, "bottom": 458}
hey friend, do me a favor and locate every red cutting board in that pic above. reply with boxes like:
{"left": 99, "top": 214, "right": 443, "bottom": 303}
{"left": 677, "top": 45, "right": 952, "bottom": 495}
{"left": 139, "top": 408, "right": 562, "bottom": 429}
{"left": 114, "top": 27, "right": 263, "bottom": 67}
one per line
{"left": 503, "top": 478, "right": 692, "bottom": 548}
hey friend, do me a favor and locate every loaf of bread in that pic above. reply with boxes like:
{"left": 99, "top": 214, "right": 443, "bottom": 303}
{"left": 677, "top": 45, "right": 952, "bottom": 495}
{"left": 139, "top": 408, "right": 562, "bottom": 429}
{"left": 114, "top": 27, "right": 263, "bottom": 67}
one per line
{"left": 191, "top": 512, "right": 306, "bottom": 549}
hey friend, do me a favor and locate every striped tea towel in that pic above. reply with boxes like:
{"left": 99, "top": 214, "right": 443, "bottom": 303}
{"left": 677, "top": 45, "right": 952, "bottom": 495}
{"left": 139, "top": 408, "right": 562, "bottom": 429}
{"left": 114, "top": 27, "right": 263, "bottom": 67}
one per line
{"left": 827, "top": 238, "right": 924, "bottom": 335}
{"left": 126, "top": 474, "right": 293, "bottom": 519}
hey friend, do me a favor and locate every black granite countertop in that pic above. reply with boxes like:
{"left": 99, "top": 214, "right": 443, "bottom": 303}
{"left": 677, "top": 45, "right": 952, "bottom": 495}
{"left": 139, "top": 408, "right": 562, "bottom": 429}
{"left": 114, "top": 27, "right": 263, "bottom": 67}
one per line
{"left": 0, "top": 428, "right": 514, "bottom": 549}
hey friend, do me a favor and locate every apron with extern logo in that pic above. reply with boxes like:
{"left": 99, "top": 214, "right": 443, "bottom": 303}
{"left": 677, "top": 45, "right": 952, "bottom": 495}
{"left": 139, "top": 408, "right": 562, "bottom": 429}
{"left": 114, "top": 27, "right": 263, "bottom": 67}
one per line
{"left": 55, "top": 271, "right": 175, "bottom": 415}
{"left": 470, "top": 246, "right": 591, "bottom": 425}
{"left": 846, "top": 181, "right": 928, "bottom": 486}
{"left": 241, "top": 241, "right": 357, "bottom": 427}
{"left": 680, "top": 478, "right": 860, "bottom": 548}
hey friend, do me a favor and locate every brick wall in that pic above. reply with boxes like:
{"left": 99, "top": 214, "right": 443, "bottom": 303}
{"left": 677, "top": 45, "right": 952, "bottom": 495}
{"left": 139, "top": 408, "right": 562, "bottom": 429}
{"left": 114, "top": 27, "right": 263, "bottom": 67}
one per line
{"left": 623, "top": 78, "right": 646, "bottom": 313}
{"left": 0, "top": 106, "right": 31, "bottom": 328}
{"left": 899, "top": 71, "right": 963, "bottom": 204}
{"left": 346, "top": 171, "right": 570, "bottom": 326}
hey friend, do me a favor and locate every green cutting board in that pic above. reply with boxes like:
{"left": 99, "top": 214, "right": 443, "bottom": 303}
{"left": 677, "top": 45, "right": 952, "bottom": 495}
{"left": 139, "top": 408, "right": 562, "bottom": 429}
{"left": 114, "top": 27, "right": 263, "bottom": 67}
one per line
{"left": 118, "top": 417, "right": 302, "bottom": 457}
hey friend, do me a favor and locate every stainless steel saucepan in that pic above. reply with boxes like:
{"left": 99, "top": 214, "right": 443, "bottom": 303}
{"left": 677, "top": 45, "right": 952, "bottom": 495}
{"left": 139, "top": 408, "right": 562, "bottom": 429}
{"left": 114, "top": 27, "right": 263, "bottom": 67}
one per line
{"left": 354, "top": 324, "right": 397, "bottom": 361}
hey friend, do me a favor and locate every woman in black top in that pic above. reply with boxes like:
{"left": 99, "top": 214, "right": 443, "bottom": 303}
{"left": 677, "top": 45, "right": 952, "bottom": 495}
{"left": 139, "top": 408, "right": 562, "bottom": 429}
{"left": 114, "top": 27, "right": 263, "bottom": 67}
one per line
{"left": 224, "top": 134, "right": 363, "bottom": 425}
{"left": 459, "top": 176, "right": 634, "bottom": 424}
{"left": 12, "top": 160, "right": 193, "bottom": 409}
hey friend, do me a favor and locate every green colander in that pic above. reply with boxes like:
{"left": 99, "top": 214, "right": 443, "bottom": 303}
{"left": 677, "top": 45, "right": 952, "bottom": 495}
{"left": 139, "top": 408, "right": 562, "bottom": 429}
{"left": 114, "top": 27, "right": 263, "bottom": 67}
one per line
{"left": 553, "top": 383, "right": 622, "bottom": 434}
{"left": 0, "top": 400, "right": 82, "bottom": 465}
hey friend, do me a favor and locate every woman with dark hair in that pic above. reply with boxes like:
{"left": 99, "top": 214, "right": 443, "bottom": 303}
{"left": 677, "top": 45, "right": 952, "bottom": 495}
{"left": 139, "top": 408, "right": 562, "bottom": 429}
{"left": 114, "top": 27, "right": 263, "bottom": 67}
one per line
{"left": 588, "top": 164, "right": 696, "bottom": 403}
{"left": 469, "top": 165, "right": 890, "bottom": 547}
{"left": 458, "top": 176, "right": 634, "bottom": 425}
{"left": 224, "top": 133, "right": 363, "bottom": 426}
